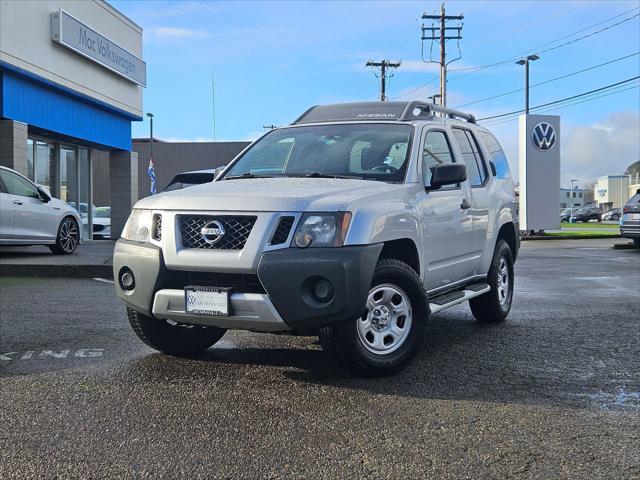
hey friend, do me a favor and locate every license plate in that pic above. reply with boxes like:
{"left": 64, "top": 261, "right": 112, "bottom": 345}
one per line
{"left": 185, "top": 286, "right": 230, "bottom": 316}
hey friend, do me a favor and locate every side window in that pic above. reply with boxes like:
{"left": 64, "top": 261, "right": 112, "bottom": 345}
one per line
{"left": 422, "top": 130, "right": 456, "bottom": 189}
{"left": 452, "top": 129, "right": 487, "bottom": 187}
{"left": 477, "top": 131, "right": 511, "bottom": 179}
{"left": 0, "top": 169, "right": 40, "bottom": 199}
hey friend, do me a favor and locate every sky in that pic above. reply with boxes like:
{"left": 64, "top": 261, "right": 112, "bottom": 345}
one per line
{"left": 111, "top": 0, "right": 640, "bottom": 187}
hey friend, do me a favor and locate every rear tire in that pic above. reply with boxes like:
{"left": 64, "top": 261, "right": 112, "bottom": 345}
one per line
{"left": 319, "top": 258, "right": 429, "bottom": 377}
{"left": 49, "top": 217, "right": 80, "bottom": 254}
{"left": 127, "top": 307, "right": 226, "bottom": 356}
{"left": 469, "top": 239, "right": 514, "bottom": 323}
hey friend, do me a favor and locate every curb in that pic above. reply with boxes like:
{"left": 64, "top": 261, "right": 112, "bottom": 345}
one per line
{"left": 522, "top": 235, "right": 621, "bottom": 241}
{"left": 0, "top": 264, "right": 113, "bottom": 279}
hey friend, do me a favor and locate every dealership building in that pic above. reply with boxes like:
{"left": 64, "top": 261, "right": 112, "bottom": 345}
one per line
{"left": 0, "top": 0, "right": 144, "bottom": 239}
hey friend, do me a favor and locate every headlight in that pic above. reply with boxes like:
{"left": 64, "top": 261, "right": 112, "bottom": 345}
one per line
{"left": 292, "top": 212, "right": 352, "bottom": 248}
{"left": 121, "top": 209, "right": 153, "bottom": 242}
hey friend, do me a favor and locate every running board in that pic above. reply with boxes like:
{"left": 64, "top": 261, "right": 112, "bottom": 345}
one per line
{"left": 429, "top": 283, "right": 490, "bottom": 314}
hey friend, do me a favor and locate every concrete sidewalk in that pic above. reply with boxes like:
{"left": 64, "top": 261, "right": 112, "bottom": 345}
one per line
{"left": 0, "top": 240, "right": 115, "bottom": 278}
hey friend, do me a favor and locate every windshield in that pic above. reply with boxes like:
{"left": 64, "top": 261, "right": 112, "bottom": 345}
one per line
{"left": 94, "top": 207, "right": 110, "bottom": 218}
{"left": 223, "top": 123, "right": 413, "bottom": 183}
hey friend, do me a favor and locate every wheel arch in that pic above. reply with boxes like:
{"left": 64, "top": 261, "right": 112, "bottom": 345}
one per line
{"left": 496, "top": 221, "right": 519, "bottom": 261}
{"left": 378, "top": 238, "right": 420, "bottom": 275}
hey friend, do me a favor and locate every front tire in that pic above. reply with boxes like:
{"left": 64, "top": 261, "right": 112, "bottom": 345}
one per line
{"left": 319, "top": 258, "right": 429, "bottom": 377}
{"left": 127, "top": 308, "right": 226, "bottom": 356}
{"left": 469, "top": 239, "right": 514, "bottom": 323}
{"left": 49, "top": 217, "right": 80, "bottom": 254}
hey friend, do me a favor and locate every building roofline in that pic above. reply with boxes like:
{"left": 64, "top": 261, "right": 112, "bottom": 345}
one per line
{"left": 99, "top": 0, "right": 143, "bottom": 33}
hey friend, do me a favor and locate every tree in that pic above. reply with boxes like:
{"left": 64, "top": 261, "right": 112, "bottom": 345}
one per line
{"left": 625, "top": 161, "right": 640, "bottom": 177}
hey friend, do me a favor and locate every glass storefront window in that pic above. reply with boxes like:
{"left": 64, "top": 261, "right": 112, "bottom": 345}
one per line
{"left": 78, "top": 148, "right": 92, "bottom": 241}
{"left": 26, "top": 136, "right": 95, "bottom": 241}
{"left": 60, "top": 145, "right": 77, "bottom": 206}
{"left": 34, "top": 140, "right": 54, "bottom": 195}
{"left": 27, "top": 138, "right": 34, "bottom": 180}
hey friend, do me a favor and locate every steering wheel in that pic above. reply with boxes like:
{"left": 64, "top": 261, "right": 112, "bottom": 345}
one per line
{"left": 371, "top": 165, "right": 399, "bottom": 174}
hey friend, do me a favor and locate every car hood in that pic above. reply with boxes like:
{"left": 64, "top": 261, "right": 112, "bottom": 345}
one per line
{"left": 133, "top": 177, "right": 406, "bottom": 212}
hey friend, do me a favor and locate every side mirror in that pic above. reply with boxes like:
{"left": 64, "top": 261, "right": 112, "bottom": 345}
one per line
{"left": 37, "top": 186, "right": 51, "bottom": 203}
{"left": 427, "top": 163, "right": 467, "bottom": 190}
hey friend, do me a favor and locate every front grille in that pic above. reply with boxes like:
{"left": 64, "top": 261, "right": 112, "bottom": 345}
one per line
{"left": 270, "top": 216, "right": 294, "bottom": 245}
{"left": 152, "top": 214, "right": 162, "bottom": 241}
{"left": 179, "top": 215, "right": 257, "bottom": 250}
{"left": 92, "top": 224, "right": 105, "bottom": 232}
{"left": 160, "top": 270, "right": 265, "bottom": 294}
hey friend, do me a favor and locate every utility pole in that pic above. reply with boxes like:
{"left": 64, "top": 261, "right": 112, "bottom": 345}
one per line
{"left": 421, "top": 3, "right": 463, "bottom": 107}
{"left": 366, "top": 60, "right": 401, "bottom": 101}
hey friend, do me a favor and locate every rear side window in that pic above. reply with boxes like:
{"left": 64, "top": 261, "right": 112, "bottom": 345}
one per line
{"left": 452, "top": 129, "right": 488, "bottom": 187}
{"left": 477, "top": 131, "right": 511, "bottom": 179}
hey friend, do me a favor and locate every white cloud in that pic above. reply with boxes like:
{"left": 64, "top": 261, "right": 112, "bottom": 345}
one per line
{"left": 147, "top": 27, "right": 210, "bottom": 41}
{"left": 562, "top": 112, "right": 640, "bottom": 187}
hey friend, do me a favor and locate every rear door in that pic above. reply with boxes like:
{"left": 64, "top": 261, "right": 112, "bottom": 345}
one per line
{"left": 451, "top": 127, "right": 491, "bottom": 274}
{"left": 0, "top": 169, "right": 56, "bottom": 241}
{"left": 417, "top": 127, "right": 475, "bottom": 291}
{"left": 0, "top": 175, "right": 15, "bottom": 239}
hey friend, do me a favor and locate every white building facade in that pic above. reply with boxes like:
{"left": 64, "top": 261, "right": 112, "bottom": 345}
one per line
{"left": 0, "top": 0, "right": 144, "bottom": 239}
{"left": 560, "top": 187, "right": 586, "bottom": 210}
{"left": 594, "top": 175, "right": 632, "bottom": 211}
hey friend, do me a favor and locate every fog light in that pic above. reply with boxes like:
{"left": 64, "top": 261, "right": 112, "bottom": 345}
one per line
{"left": 294, "top": 231, "right": 313, "bottom": 248}
{"left": 313, "top": 278, "right": 334, "bottom": 302}
{"left": 119, "top": 268, "right": 135, "bottom": 291}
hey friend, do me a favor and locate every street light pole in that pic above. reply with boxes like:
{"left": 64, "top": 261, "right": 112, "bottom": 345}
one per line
{"left": 570, "top": 179, "right": 578, "bottom": 223}
{"left": 516, "top": 55, "right": 539, "bottom": 114}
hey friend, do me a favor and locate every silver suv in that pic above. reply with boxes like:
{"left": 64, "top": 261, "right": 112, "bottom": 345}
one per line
{"left": 114, "top": 101, "right": 519, "bottom": 376}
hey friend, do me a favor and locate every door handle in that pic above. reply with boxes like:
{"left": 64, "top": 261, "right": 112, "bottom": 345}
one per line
{"left": 13, "top": 200, "right": 23, "bottom": 205}
{"left": 460, "top": 198, "right": 471, "bottom": 210}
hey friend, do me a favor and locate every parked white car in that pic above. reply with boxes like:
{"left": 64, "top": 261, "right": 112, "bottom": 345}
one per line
{"left": 0, "top": 166, "right": 82, "bottom": 254}
{"left": 92, "top": 206, "right": 111, "bottom": 239}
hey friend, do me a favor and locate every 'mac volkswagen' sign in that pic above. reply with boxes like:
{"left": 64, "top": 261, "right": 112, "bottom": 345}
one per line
{"left": 51, "top": 10, "right": 146, "bottom": 86}
{"left": 532, "top": 122, "right": 556, "bottom": 151}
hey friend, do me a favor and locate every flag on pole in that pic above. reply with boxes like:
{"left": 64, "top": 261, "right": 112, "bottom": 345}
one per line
{"left": 148, "top": 158, "right": 157, "bottom": 195}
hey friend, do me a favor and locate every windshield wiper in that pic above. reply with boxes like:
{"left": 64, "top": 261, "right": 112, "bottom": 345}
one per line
{"left": 299, "top": 172, "right": 363, "bottom": 180}
{"left": 224, "top": 173, "right": 274, "bottom": 180}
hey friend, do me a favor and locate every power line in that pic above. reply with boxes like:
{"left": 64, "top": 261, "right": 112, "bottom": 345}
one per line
{"left": 454, "top": 52, "right": 640, "bottom": 109}
{"left": 449, "top": 7, "right": 639, "bottom": 74}
{"left": 391, "top": 7, "right": 639, "bottom": 101}
{"left": 477, "top": 76, "right": 640, "bottom": 123}
{"left": 482, "top": 83, "right": 639, "bottom": 128}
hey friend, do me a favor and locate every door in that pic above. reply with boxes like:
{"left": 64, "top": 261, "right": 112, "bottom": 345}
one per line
{"left": 0, "top": 169, "right": 57, "bottom": 241}
{"left": 451, "top": 128, "right": 491, "bottom": 275}
{"left": 417, "top": 128, "right": 475, "bottom": 291}
{"left": 0, "top": 181, "right": 16, "bottom": 239}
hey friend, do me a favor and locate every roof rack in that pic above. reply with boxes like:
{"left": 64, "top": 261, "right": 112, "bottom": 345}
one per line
{"left": 292, "top": 101, "right": 476, "bottom": 125}
{"left": 399, "top": 101, "right": 476, "bottom": 123}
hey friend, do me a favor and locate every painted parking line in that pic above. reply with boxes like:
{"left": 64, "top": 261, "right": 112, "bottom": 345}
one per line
{"left": 0, "top": 349, "right": 104, "bottom": 361}
{"left": 93, "top": 278, "right": 114, "bottom": 285}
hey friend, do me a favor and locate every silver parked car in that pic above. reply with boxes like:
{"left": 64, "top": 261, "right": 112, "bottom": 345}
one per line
{"left": 0, "top": 166, "right": 82, "bottom": 254}
{"left": 114, "top": 101, "right": 519, "bottom": 376}
{"left": 620, "top": 189, "right": 640, "bottom": 246}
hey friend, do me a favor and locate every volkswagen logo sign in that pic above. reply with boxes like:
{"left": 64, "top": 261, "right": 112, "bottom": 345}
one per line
{"left": 532, "top": 122, "right": 556, "bottom": 151}
{"left": 201, "top": 220, "right": 225, "bottom": 245}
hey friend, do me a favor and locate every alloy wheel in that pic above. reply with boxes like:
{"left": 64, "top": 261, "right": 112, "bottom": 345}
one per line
{"left": 59, "top": 219, "right": 79, "bottom": 253}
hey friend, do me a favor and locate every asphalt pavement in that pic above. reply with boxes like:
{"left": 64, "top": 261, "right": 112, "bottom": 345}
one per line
{"left": 1, "top": 238, "right": 639, "bottom": 479}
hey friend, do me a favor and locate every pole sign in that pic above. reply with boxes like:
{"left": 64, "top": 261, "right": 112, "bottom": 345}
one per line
{"left": 518, "top": 114, "right": 561, "bottom": 231}
{"left": 51, "top": 10, "right": 146, "bottom": 87}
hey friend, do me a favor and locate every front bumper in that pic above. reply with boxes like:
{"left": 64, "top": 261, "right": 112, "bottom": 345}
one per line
{"left": 113, "top": 240, "right": 382, "bottom": 332}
